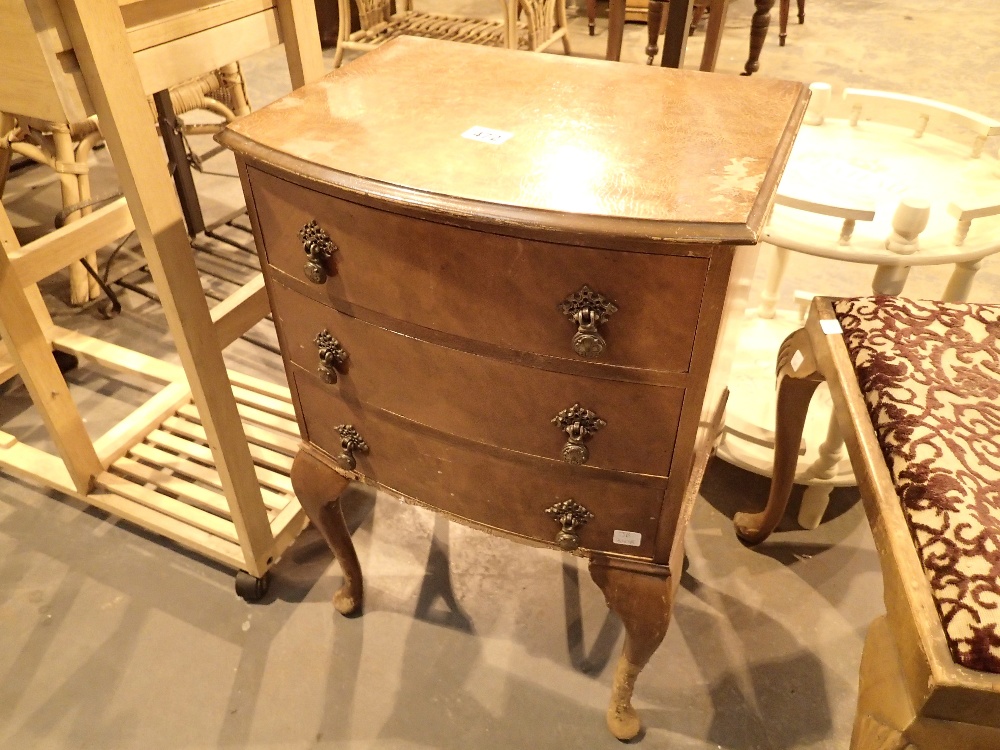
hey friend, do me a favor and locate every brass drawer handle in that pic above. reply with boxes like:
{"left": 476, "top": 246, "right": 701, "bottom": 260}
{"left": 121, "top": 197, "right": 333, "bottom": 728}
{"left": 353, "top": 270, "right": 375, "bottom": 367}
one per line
{"left": 334, "top": 425, "right": 368, "bottom": 471}
{"left": 314, "top": 330, "right": 349, "bottom": 383}
{"left": 552, "top": 403, "right": 605, "bottom": 465}
{"left": 299, "top": 220, "right": 337, "bottom": 284}
{"left": 545, "top": 499, "right": 594, "bottom": 551}
{"left": 558, "top": 285, "right": 618, "bottom": 358}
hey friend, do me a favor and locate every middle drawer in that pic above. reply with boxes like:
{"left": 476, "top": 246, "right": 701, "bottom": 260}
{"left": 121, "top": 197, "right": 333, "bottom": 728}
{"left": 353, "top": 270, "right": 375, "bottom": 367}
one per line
{"left": 270, "top": 281, "right": 684, "bottom": 478}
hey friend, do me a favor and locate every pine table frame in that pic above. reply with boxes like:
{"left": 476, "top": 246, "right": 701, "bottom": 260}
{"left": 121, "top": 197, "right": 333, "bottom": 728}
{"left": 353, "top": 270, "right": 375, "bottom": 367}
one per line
{"left": 0, "top": 0, "right": 325, "bottom": 597}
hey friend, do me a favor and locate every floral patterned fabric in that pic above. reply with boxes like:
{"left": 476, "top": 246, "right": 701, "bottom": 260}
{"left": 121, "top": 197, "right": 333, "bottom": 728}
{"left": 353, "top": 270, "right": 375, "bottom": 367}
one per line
{"left": 834, "top": 296, "right": 1000, "bottom": 674}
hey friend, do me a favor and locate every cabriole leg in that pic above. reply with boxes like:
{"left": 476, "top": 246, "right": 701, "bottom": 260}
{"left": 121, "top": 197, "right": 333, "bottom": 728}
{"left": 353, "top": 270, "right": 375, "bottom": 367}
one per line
{"left": 290, "top": 447, "right": 363, "bottom": 615}
{"left": 735, "top": 327, "right": 823, "bottom": 544}
{"left": 589, "top": 561, "right": 673, "bottom": 741}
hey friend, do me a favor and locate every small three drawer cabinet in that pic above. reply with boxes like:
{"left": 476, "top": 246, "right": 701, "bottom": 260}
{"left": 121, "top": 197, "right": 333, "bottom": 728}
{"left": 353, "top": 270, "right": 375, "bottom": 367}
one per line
{"left": 220, "top": 37, "right": 806, "bottom": 741}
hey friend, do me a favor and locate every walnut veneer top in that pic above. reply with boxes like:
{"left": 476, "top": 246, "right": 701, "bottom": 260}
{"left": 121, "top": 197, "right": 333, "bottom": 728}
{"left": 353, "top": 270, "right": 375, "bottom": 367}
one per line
{"left": 223, "top": 37, "right": 808, "bottom": 244}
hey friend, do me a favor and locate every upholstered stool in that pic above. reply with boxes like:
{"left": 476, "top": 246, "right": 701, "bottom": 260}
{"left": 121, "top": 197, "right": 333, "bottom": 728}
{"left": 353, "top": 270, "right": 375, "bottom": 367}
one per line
{"left": 735, "top": 296, "right": 1000, "bottom": 748}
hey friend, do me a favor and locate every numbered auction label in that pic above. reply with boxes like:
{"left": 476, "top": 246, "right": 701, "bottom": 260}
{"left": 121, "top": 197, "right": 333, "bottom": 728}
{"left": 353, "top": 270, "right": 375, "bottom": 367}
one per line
{"left": 461, "top": 126, "right": 513, "bottom": 145}
{"left": 613, "top": 530, "right": 642, "bottom": 547}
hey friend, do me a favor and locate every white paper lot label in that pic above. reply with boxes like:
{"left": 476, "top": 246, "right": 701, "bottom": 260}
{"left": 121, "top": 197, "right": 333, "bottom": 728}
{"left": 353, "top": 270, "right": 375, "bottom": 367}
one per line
{"left": 613, "top": 530, "right": 642, "bottom": 547}
{"left": 820, "top": 318, "right": 844, "bottom": 335}
{"left": 462, "top": 126, "right": 513, "bottom": 145}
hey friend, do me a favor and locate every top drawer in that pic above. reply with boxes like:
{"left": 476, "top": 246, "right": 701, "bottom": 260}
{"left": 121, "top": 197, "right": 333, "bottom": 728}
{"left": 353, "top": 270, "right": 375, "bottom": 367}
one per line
{"left": 248, "top": 167, "right": 711, "bottom": 374}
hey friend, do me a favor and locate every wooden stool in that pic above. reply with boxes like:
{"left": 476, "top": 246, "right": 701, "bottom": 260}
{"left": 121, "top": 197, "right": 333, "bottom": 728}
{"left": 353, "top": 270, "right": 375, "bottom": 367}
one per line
{"left": 736, "top": 296, "right": 1000, "bottom": 748}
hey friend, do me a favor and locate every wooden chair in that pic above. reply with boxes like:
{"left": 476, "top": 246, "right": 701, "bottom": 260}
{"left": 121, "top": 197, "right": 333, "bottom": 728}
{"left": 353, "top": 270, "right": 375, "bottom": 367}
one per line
{"left": 604, "top": 0, "right": 745, "bottom": 74}
{"left": 332, "top": 0, "right": 571, "bottom": 67}
{"left": 743, "top": 0, "right": 805, "bottom": 75}
{"left": 736, "top": 296, "right": 1000, "bottom": 747}
{"left": 717, "top": 85, "right": 1000, "bottom": 530}
{"left": 642, "top": 0, "right": 727, "bottom": 68}
{"left": 0, "top": 63, "right": 251, "bottom": 305}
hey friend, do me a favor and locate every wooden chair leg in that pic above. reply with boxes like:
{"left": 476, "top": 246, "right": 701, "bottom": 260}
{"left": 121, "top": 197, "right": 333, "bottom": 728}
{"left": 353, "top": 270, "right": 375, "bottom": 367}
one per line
{"left": 589, "top": 561, "right": 673, "bottom": 741}
{"left": 52, "top": 127, "right": 93, "bottom": 306}
{"left": 742, "top": 0, "right": 774, "bottom": 76}
{"left": 734, "top": 328, "right": 823, "bottom": 544}
{"left": 74, "top": 130, "right": 103, "bottom": 302}
{"left": 557, "top": 0, "right": 572, "bottom": 54}
{"left": 605, "top": 0, "right": 626, "bottom": 60}
{"left": 290, "top": 447, "right": 363, "bottom": 615}
{"left": 275, "top": 0, "right": 326, "bottom": 89}
{"left": 797, "top": 0, "right": 805, "bottom": 24}
{"left": 699, "top": 0, "right": 729, "bottom": 72}
{"left": 645, "top": 0, "right": 666, "bottom": 64}
{"left": 659, "top": 0, "right": 695, "bottom": 68}
{"left": 587, "top": 0, "right": 597, "bottom": 35}
{"left": 779, "top": 0, "right": 789, "bottom": 45}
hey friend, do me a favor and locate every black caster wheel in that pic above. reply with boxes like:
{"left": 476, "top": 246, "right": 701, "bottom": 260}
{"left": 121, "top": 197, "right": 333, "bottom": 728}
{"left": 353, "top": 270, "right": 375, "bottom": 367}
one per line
{"left": 52, "top": 349, "right": 80, "bottom": 375}
{"left": 235, "top": 570, "right": 270, "bottom": 602}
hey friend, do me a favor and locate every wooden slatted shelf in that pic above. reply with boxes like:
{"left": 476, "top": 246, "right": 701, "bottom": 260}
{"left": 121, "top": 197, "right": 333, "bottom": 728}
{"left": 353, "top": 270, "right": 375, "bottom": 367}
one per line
{"left": 0, "top": 360, "right": 306, "bottom": 574}
{"left": 1, "top": 0, "right": 325, "bottom": 600}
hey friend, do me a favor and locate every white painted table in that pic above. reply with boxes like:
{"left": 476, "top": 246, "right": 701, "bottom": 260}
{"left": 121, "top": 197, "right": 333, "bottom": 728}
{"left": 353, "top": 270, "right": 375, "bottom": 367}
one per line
{"left": 718, "top": 84, "right": 1000, "bottom": 528}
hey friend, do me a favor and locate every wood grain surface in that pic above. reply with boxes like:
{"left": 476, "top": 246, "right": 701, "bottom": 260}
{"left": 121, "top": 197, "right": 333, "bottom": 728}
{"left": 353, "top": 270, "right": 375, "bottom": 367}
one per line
{"left": 222, "top": 36, "right": 808, "bottom": 242}
{"left": 250, "top": 167, "right": 711, "bottom": 373}
{"left": 269, "top": 281, "right": 685, "bottom": 477}
{"left": 292, "top": 368, "right": 665, "bottom": 558}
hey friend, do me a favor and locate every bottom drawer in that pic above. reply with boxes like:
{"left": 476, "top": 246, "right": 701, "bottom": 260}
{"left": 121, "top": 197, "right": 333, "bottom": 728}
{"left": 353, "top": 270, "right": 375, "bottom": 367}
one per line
{"left": 293, "top": 368, "right": 664, "bottom": 558}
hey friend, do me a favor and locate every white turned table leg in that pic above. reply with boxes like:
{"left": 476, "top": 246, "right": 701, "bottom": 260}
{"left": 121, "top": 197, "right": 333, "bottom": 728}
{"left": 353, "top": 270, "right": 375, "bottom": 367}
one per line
{"left": 804, "top": 82, "right": 831, "bottom": 126}
{"left": 872, "top": 264, "right": 911, "bottom": 295}
{"left": 798, "top": 416, "right": 845, "bottom": 529}
{"left": 885, "top": 197, "right": 931, "bottom": 256}
{"left": 800, "top": 485, "right": 832, "bottom": 529}
{"left": 759, "top": 246, "right": 790, "bottom": 319}
{"left": 943, "top": 259, "right": 983, "bottom": 302}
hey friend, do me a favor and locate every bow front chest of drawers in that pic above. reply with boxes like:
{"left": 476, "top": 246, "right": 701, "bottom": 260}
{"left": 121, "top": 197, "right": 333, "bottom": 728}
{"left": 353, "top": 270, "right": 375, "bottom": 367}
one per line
{"left": 219, "top": 37, "right": 807, "bottom": 740}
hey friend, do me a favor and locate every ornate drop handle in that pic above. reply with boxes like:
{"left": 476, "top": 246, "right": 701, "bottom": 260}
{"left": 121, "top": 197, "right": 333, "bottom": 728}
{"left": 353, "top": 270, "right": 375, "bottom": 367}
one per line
{"left": 334, "top": 425, "right": 368, "bottom": 471}
{"left": 552, "top": 403, "right": 605, "bottom": 465}
{"left": 314, "top": 330, "right": 349, "bottom": 384}
{"left": 299, "top": 220, "right": 337, "bottom": 284}
{"left": 545, "top": 499, "right": 594, "bottom": 551}
{"left": 558, "top": 285, "right": 618, "bottom": 358}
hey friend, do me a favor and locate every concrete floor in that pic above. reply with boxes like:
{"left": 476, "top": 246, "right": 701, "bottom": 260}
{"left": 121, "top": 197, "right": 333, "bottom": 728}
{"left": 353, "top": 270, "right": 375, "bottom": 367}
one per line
{"left": 2, "top": 1, "right": 1000, "bottom": 748}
